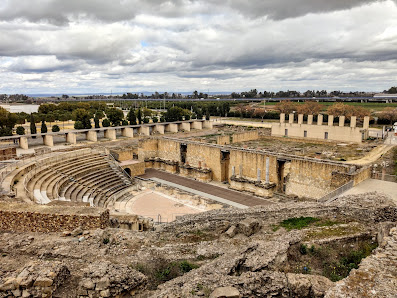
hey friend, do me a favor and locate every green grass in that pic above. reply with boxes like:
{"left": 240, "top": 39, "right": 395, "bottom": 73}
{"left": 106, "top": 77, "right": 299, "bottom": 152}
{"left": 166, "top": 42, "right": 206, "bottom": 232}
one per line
{"left": 279, "top": 217, "right": 320, "bottom": 231}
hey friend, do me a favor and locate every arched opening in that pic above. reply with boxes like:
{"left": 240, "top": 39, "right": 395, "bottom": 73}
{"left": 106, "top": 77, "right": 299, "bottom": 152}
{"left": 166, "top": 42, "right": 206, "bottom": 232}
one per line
{"left": 125, "top": 168, "right": 131, "bottom": 177}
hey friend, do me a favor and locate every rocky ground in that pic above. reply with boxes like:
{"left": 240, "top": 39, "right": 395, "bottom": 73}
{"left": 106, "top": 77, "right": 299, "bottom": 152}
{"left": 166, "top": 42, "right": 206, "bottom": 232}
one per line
{"left": 0, "top": 192, "right": 396, "bottom": 297}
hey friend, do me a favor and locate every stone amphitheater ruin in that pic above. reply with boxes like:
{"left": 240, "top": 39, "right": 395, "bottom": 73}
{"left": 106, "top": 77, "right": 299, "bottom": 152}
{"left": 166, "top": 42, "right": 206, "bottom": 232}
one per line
{"left": 0, "top": 117, "right": 396, "bottom": 297}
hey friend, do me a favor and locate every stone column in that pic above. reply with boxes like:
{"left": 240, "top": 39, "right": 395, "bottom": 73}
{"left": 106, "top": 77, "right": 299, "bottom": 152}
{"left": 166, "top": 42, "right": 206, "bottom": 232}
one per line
{"left": 239, "top": 165, "right": 243, "bottom": 176}
{"left": 280, "top": 113, "right": 285, "bottom": 123}
{"left": 298, "top": 114, "right": 303, "bottom": 125}
{"left": 19, "top": 136, "right": 29, "bottom": 149}
{"left": 139, "top": 126, "right": 150, "bottom": 136}
{"left": 350, "top": 116, "right": 357, "bottom": 128}
{"left": 288, "top": 113, "right": 294, "bottom": 124}
{"left": 257, "top": 169, "right": 261, "bottom": 182}
{"left": 328, "top": 115, "right": 334, "bottom": 126}
{"left": 43, "top": 135, "right": 54, "bottom": 147}
{"left": 191, "top": 121, "right": 203, "bottom": 130}
{"left": 122, "top": 127, "right": 134, "bottom": 138}
{"left": 317, "top": 114, "right": 323, "bottom": 125}
{"left": 363, "top": 116, "right": 370, "bottom": 129}
{"left": 232, "top": 166, "right": 235, "bottom": 176}
{"left": 181, "top": 122, "right": 191, "bottom": 131}
{"left": 165, "top": 123, "right": 178, "bottom": 133}
{"left": 66, "top": 132, "right": 77, "bottom": 145}
{"left": 265, "top": 157, "right": 270, "bottom": 184}
{"left": 104, "top": 129, "right": 117, "bottom": 140}
{"left": 154, "top": 125, "right": 165, "bottom": 135}
{"left": 339, "top": 116, "right": 345, "bottom": 127}
{"left": 307, "top": 115, "right": 313, "bottom": 125}
{"left": 203, "top": 121, "right": 213, "bottom": 129}
{"left": 86, "top": 130, "right": 98, "bottom": 142}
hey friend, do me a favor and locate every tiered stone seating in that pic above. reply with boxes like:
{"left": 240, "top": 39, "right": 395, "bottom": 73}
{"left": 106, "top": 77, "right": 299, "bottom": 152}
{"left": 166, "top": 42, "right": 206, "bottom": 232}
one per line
{"left": 24, "top": 151, "right": 133, "bottom": 206}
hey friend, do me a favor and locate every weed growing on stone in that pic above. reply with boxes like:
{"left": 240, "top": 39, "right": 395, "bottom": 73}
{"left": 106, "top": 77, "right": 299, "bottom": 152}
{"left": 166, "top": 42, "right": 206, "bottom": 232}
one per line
{"left": 279, "top": 217, "right": 320, "bottom": 231}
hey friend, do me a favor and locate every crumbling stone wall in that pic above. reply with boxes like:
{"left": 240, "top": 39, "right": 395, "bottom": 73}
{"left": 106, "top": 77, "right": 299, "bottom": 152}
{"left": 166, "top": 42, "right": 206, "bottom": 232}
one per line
{"left": 232, "top": 131, "right": 259, "bottom": 143}
{"left": 217, "top": 135, "right": 230, "bottom": 145}
{"left": 186, "top": 143, "right": 223, "bottom": 181}
{"left": 0, "top": 203, "right": 109, "bottom": 233}
{"left": 287, "top": 159, "right": 351, "bottom": 199}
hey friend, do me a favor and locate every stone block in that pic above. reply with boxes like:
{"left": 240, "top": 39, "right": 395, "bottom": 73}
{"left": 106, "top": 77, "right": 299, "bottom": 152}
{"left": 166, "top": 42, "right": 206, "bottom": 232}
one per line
{"left": 210, "top": 287, "right": 240, "bottom": 298}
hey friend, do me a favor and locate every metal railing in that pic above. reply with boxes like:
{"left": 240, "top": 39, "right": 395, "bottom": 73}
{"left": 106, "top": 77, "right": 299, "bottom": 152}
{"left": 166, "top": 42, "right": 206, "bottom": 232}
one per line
{"left": 318, "top": 180, "right": 354, "bottom": 203}
{"left": 372, "top": 172, "right": 397, "bottom": 183}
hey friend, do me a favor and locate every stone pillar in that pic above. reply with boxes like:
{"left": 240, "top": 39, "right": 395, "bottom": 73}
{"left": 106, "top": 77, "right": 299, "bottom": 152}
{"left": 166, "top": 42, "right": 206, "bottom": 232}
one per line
{"left": 298, "top": 114, "right": 303, "bottom": 125}
{"left": 232, "top": 166, "right": 235, "bottom": 176}
{"left": 288, "top": 113, "right": 294, "bottom": 124}
{"left": 317, "top": 114, "right": 323, "bottom": 125}
{"left": 239, "top": 165, "right": 243, "bottom": 176}
{"left": 43, "top": 135, "right": 54, "bottom": 147}
{"left": 122, "top": 127, "right": 134, "bottom": 138}
{"left": 86, "top": 130, "right": 98, "bottom": 142}
{"left": 265, "top": 157, "right": 270, "bottom": 184}
{"left": 339, "top": 116, "right": 345, "bottom": 127}
{"left": 139, "top": 126, "right": 150, "bottom": 136}
{"left": 165, "top": 123, "right": 178, "bottom": 133}
{"left": 363, "top": 116, "right": 370, "bottom": 129}
{"left": 180, "top": 122, "right": 191, "bottom": 132}
{"left": 280, "top": 113, "right": 285, "bottom": 123}
{"left": 328, "top": 115, "right": 334, "bottom": 126}
{"left": 307, "top": 115, "right": 313, "bottom": 125}
{"left": 66, "top": 132, "right": 77, "bottom": 145}
{"left": 191, "top": 121, "right": 203, "bottom": 130}
{"left": 350, "top": 116, "right": 357, "bottom": 128}
{"left": 154, "top": 125, "right": 165, "bottom": 135}
{"left": 19, "top": 136, "right": 29, "bottom": 149}
{"left": 203, "top": 121, "right": 213, "bottom": 129}
{"left": 257, "top": 169, "right": 261, "bottom": 182}
{"left": 104, "top": 129, "right": 117, "bottom": 140}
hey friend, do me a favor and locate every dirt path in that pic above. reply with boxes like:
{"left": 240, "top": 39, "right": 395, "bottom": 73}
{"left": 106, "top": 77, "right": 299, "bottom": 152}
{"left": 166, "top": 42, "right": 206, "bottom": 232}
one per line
{"left": 346, "top": 144, "right": 395, "bottom": 165}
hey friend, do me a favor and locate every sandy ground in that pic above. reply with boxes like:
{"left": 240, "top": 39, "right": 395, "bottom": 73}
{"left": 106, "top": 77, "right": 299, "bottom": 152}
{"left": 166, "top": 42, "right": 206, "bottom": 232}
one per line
{"left": 125, "top": 190, "right": 202, "bottom": 223}
{"left": 345, "top": 145, "right": 395, "bottom": 165}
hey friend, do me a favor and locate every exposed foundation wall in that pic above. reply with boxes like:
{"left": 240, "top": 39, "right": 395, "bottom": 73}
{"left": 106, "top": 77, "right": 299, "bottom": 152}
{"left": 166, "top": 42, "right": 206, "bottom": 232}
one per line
{"left": 232, "top": 131, "right": 259, "bottom": 143}
{"left": 0, "top": 146, "right": 16, "bottom": 160}
{"left": 138, "top": 139, "right": 158, "bottom": 161}
{"left": 217, "top": 135, "right": 230, "bottom": 145}
{"left": 287, "top": 159, "right": 350, "bottom": 199}
{"left": 0, "top": 203, "right": 109, "bottom": 232}
{"left": 186, "top": 143, "right": 222, "bottom": 181}
{"left": 272, "top": 123, "right": 364, "bottom": 143}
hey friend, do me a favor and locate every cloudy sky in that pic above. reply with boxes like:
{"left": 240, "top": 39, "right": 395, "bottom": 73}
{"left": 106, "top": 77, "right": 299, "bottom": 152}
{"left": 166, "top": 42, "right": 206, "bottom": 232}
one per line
{"left": 1, "top": 0, "right": 397, "bottom": 94}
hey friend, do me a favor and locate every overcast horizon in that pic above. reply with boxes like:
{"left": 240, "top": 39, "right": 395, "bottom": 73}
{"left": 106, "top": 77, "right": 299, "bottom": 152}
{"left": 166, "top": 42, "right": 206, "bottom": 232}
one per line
{"left": 1, "top": 0, "right": 397, "bottom": 94}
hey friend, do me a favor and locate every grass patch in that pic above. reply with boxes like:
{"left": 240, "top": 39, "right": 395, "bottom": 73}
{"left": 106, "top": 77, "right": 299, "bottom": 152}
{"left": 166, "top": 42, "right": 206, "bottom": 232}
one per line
{"left": 279, "top": 217, "right": 320, "bottom": 231}
{"left": 304, "top": 224, "right": 363, "bottom": 241}
{"left": 132, "top": 259, "right": 199, "bottom": 289}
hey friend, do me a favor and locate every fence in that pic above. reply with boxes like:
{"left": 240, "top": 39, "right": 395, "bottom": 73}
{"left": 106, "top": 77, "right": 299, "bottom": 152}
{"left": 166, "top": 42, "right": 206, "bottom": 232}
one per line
{"left": 372, "top": 172, "right": 397, "bottom": 183}
{"left": 318, "top": 180, "right": 354, "bottom": 203}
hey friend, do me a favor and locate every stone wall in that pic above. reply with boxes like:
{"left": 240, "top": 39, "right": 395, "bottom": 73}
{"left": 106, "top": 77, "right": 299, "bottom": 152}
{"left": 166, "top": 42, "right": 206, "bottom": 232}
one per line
{"left": 217, "top": 135, "right": 230, "bottom": 145}
{"left": 0, "top": 202, "right": 109, "bottom": 233}
{"left": 110, "top": 149, "right": 133, "bottom": 161}
{"left": 121, "top": 161, "right": 145, "bottom": 177}
{"left": 232, "top": 131, "right": 259, "bottom": 143}
{"left": 186, "top": 143, "right": 223, "bottom": 181}
{"left": 287, "top": 159, "right": 350, "bottom": 199}
{"left": 0, "top": 146, "right": 16, "bottom": 160}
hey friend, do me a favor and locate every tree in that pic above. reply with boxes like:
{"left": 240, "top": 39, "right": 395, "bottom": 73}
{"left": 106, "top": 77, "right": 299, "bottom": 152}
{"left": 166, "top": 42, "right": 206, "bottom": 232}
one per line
{"left": 274, "top": 101, "right": 298, "bottom": 114}
{"left": 142, "top": 107, "right": 152, "bottom": 118}
{"left": 152, "top": 117, "right": 158, "bottom": 123}
{"left": 296, "top": 101, "right": 322, "bottom": 115}
{"left": 94, "top": 116, "right": 100, "bottom": 128}
{"left": 106, "top": 108, "right": 124, "bottom": 126}
{"left": 386, "top": 86, "right": 397, "bottom": 94}
{"left": 30, "top": 114, "right": 37, "bottom": 135}
{"left": 378, "top": 107, "right": 397, "bottom": 124}
{"left": 74, "top": 121, "right": 84, "bottom": 129}
{"left": 41, "top": 120, "right": 47, "bottom": 133}
{"left": 254, "top": 108, "right": 267, "bottom": 120}
{"left": 102, "top": 118, "right": 110, "bottom": 127}
{"left": 122, "top": 119, "right": 129, "bottom": 126}
{"left": 143, "top": 117, "right": 150, "bottom": 123}
{"left": 16, "top": 126, "right": 25, "bottom": 135}
{"left": 127, "top": 108, "right": 137, "bottom": 125}
{"left": 52, "top": 125, "right": 60, "bottom": 132}
{"left": 137, "top": 109, "right": 142, "bottom": 124}
{"left": 82, "top": 117, "right": 92, "bottom": 129}
{"left": 164, "top": 107, "right": 188, "bottom": 122}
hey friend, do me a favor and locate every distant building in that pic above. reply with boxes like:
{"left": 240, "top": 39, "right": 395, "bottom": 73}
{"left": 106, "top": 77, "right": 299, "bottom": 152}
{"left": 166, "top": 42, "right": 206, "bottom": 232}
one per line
{"left": 373, "top": 93, "right": 397, "bottom": 98}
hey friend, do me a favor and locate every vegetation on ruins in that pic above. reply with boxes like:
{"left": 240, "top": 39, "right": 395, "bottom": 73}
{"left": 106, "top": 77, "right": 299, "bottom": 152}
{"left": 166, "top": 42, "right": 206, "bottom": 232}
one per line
{"left": 127, "top": 108, "right": 137, "bottom": 125}
{"left": 30, "top": 114, "right": 36, "bottom": 135}
{"left": 106, "top": 108, "right": 124, "bottom": 126}
{"left": 16, "top": 126, "right": 25, "bottom": 135}
{"left": 0, "top": 106, "right": 17, "bottom": 136}
{"left": 41, "top": 120, "right": 47, "bottom": 133}
{"left": 52, "top": 125, "right": 60, "bottom": 132}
